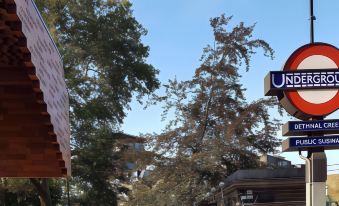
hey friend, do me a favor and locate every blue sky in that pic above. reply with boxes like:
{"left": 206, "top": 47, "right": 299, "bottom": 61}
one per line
{"left": 122, "top": 0, "right": 339, "bottom": 172}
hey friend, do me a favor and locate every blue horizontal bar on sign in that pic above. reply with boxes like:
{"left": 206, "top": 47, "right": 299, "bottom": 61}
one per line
{"left": 282, "top": 135, "right": 339, "bottom": 152}
{"left": 264, "top": 68, "right": 339, "bottom": 96}
{"left": 282, "top": 119, "right": 339, "bottom": 136}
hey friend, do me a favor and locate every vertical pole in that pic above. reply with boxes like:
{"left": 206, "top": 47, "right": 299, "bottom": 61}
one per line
{"left": 300, "top": 151, "right": 312, "bottom": 206}
{"left": 309, "top": 150, "right": 327, "bottom": 206}
{"left": 303, "top": 116, "right": 327, "bottom": 206}
{"left": 220, "top": 188, "right": 224, "bottom": 206}
{"left": 66, "top": 178, "right": 71, "bottom": 206}
{"left": 310, "top": 0, "right": 315, "bottom": 43}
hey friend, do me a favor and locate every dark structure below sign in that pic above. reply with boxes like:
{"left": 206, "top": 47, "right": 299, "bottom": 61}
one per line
{"left": 200, "top": 167, "right": 305, "bottom": 206}
{"left": 0, "top": 0, "right": 70, "bottom": 177}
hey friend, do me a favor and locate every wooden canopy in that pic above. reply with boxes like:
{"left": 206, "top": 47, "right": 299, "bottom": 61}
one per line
{"left": 0, "top": 0, "right": 71, "bottom": 177}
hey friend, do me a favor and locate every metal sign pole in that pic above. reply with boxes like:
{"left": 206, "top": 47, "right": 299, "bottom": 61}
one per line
{"left": 310, "top": 0, "right": 315, "bottom": 43}
{"left": 304, "top": 116, "right": 327, "bottom": 206}
{"left": 309, "top": 149, "right": 327, "bottom": 206}
{"left": 305, "top": 1, "right": 327, "bottom": 205}
{"left": 299, "top": 151, "right": 312, "bottom": 206}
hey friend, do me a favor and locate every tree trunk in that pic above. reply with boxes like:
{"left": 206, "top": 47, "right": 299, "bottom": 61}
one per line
{"left": 30, "top": 178, "right": 52, "bottom": 206}
{"left": 66, "top": 178, "right": 71, "bottom": 206}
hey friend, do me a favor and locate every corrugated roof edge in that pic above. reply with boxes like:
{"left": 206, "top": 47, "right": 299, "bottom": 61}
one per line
{"left": 223, "top": 168, "right": 305, "bottom": 188}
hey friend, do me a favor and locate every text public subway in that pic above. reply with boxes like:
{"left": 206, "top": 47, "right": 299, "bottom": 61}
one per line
{"left": 271, "top": 70, "right": 339, "bottom": 89}
{"left": 292, "top": 136, "right": 339, "bottom": 147}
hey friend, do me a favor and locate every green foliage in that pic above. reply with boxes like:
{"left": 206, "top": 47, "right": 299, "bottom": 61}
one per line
{"left": 4, "top": 0, "right": 159, "bottom": 205}
{"left": 131, "top": 15, "right": 281, "bottom": 205}
{"left": 0, "top": 179, "right": 62, "bottom": 206}
{"left": 37, "top": 0, "right": 159, "bottom": 204}
{"left": 36, "top": 0, "right": 159, "bottom": 125}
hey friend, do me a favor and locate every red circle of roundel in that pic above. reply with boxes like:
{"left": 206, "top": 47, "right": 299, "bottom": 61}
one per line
{"left": 284, "top": 43, "right": 339, "bottom": 117}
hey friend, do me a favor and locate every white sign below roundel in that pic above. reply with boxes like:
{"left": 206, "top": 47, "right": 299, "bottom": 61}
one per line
{"left": 297, "top": 55, "right": 338, "bottom": 104}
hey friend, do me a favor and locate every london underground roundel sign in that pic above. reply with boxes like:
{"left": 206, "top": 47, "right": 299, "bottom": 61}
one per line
{"left": 265, "top": 43, "right": 339, "bottom": 120}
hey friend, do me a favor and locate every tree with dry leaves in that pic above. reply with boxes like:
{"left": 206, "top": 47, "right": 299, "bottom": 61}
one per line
{"left": 129, "top": 15, "right": 281, "bottom": 205}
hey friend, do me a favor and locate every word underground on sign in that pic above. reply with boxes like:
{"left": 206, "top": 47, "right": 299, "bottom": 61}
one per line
{"left": 282, "top": 119, "right": 339, "bottom": 136}
{"left": 265, "top": 69, "right": 339, "bottom": 95}
{"left": 264, "top": 43, "right": 339, "bottom": 119}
